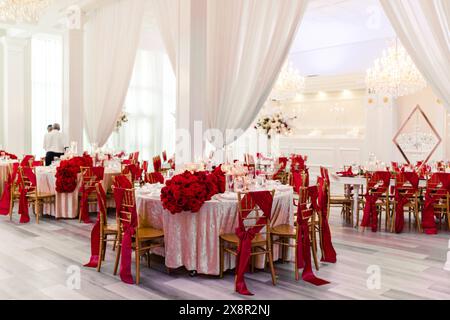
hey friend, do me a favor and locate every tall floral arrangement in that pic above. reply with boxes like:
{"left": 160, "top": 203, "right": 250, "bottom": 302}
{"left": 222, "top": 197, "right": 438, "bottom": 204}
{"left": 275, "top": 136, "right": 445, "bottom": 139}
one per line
{"left": 115, "top": 112, "right": 128, "bottom": 132}
{"left": 254, "top": 112, "right": 296, "bottom": 139}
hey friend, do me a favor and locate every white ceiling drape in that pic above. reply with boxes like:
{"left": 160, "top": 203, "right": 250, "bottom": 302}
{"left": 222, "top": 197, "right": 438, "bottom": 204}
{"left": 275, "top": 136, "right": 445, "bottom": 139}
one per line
{"left": 380, "top": 0, "right": 450, "bottom": 109}
{"left": 84, "top": 0, "right": 145, "bottom": 147}
{"left": 153, "top": 0, "right": 308, "bottom": 146}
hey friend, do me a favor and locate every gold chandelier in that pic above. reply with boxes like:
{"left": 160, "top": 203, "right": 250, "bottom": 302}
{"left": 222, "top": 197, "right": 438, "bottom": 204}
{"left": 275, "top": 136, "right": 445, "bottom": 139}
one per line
{"left": 271, "top": 60, "right": 305, "bottom": 101}
{"left": 0, "top": 0, "right": 52, "bottom": 23}
{"left": 366, "top": 39, "right": 427, "bottom": 98}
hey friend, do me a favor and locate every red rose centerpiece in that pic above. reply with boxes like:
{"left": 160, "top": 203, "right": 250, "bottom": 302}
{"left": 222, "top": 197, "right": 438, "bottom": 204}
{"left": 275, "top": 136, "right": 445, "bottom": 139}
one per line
{"left": 55, "top": 155, "right": 93, "bottom": 193}
{"left": 160, "top": 170, "right": 225, "bottom": 214}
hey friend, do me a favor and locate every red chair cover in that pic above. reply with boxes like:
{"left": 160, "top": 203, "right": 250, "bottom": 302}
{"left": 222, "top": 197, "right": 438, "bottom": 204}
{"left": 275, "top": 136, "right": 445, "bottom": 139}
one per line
{"left": 272, "top": 157, "right": 288, "bottom": 180}
{"left": 235, "top": 191, "right": 273, "bottom": 296}
{"left": 153, "top": 157, "right": 162, "bottom": 172}
{"left": 162, "top": 151, "right": 167, "bottom": 162}
{"left": 0, "top": 163, "right": 19, "bottom": 216}
{"left": 84, "top": 183, "right": 107, "bottom": 268}
{"left": 79, "top": 167, "right": 104, "bottom": 224}
{"left": 393, "top": 172, "right": 419, "bottom": 233}
{"left": 142, "top": 161, "right": 148, "bottom": 174}
{"left": 113, "top": 178, "right": 137, "bottom": 284}
{"left": 360, "top": 171, "right": 391, "bottom": 232}
{"left": 290, "top": 155, "right": 305, "bottom": 172}
{"left": 422, "top": 173, "right": 450, "bottom": 235}
{"left": 146, "top": 172, "right": 164, "bottom": 184}
{"left": 122, "top": 163, "right": 142, "bottom": 182}
{"left": 296, "top": 186, "right": 330, "bottom": 285}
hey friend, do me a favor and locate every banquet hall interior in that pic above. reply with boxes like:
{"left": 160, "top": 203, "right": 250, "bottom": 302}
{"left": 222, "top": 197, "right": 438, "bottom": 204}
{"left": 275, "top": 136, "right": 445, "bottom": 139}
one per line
{"left": 0, "top": 0, "right": 448, "bottom": 301}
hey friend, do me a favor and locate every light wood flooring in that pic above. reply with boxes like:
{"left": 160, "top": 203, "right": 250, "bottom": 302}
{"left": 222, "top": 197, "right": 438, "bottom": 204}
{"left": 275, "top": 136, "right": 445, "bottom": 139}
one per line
{"left": 0, "top": 209, "right": 449, "bottom": 300}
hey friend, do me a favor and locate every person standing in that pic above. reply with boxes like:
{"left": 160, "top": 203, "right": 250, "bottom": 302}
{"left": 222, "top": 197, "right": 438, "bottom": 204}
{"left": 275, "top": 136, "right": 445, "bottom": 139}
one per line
{"left": 44, "top": 123, "right": 66, "bottom": 166}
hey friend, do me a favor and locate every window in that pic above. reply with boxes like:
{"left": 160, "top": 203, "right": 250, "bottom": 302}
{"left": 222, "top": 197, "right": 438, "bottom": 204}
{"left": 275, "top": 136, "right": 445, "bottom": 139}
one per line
{"left": 31, "top": 34, "right": 63, "bottom": 157}
{"left": 105, "top": 49, "right": 176, "bottom": 161}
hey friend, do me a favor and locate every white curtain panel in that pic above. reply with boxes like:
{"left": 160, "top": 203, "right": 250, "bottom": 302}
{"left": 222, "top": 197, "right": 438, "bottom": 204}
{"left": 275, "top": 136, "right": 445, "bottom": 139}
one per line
{"left": 153, "top": 0, "right": 308, "bottom": 146}
{"left": 84, "top": 0, "right": 145, "bottom": 147}
{"left": 380, "top": 0, "right": 450, "bottom": 109}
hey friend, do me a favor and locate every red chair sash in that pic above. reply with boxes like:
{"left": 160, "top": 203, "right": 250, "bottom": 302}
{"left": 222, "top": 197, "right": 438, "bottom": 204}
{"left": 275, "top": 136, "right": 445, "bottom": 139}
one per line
{"left": 79, "top": 167, "right": 104, "bottom": 224}
{"left": 20, "top": 155, "right": 35, "bottom": 167}
{"left": 290, "top": 155, "right": 305, "bottom": 173}
{"left": 84, "top": 183, "right": 107, "bottom": 268}
{"left": 361, "top": 171, "right": 391, "bottom": 232}
{"left": 153, "top": 157, "right": 162, "bottom": 172}
{"left": 394, "top": 172, "right": 419, "bottom": 233}
{"left": 272, "top": 158, "right": 287, "bottom": 180}
{"left": 422, "top": 173, "right": 450, "bottom": 234}
{"left": 296, "top": 186, "right": 330, "bottom": 286}
{"left": 18, "top": 167, "right": 37, "bottom": 223}
{"left": 0, "top": 163, "right": 19, "bottom": 216}
{"left": 146, "top": 172, "right": 164, "bottom": 184}
{"left": 162, "top": 151, "right": 167, "bottom": 162}
{"left": 235, "top": 191, "right": 273, "bottom": 296}
{"left": 113, "top": 186, "right": 138, "bottom": 284}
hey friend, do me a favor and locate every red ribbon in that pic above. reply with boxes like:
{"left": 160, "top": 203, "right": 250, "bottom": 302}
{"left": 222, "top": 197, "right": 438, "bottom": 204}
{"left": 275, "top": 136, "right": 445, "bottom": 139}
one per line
{"left": 296, "top": 186, "right": 330, "bottom": 285}
{"left": 235, "top": 191, "right": 273, "bottom": 296}
{"left": 18, "top": 167, "right": 37, "bottom": 224}
{"left": 0, "top": 163, "right": 19, "bottom": 216}
{"left": 360, "top": 171, "right": 391, "bottom": 232}
{"left": 422, "top": 173, "right": 450, "bottom": 235}
{"left": 393, "top": 172, "right": 419, "bottom": 233}
{"left": 113, "top": 176, "right": 136, "bottom": 284}
{"left": 84, "top": 183, "right": 107, "bottom": 268}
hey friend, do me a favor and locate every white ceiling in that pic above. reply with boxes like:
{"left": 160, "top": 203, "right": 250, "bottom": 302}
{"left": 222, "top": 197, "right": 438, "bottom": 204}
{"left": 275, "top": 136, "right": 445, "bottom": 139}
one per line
{"left": 290, "top": 0, "right": 397, "bottom": 76}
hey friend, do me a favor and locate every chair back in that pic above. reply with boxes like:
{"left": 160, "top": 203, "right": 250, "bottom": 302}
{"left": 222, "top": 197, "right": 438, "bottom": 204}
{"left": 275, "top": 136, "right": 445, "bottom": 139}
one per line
{"left": 395, "top": 171, "right": 419, "bottom": 198}
{"left": 244, "top": 154, "right": 255, "bottom": 166}
{"left": 20, "top": 155, "right": 35, "bottom": 167}
{"left": 18, "top": 166, "right": 37, "bottom": 192}
{"left": 112, "top": 185, "right": 137, "bottom": 231}
{"left": 291, "top": 155, "right": 305, "bottom": 173}
{"left": 153, "top": 156, "right": 162, "bottom": 172}
{"left": 296, "top": 186, "right": 313, "bottom": 221}
{"left": 146, "top": 172, "right": 164, "bottom": 184}
{"left": 81, "top": 166, "right": 104, "bottom": 190}
{"left": 366, "top": 171, "right": 391, "bottom": 197}
{"left": 426, "top": 172, "right": 450, "bottom": 198}
{"left": 162, "top": 151, "right": 167, "bottom": 162}
{"left": 237, "top": 190, "right": 275, "bottom": 236}
{"left": 95, "top": 182, "right": 108, "bottom": 227}
{"left": 142, "top": 161, "right": 149, "bottom": 174}
{"left": 290, "top": 171, "right": 308, "bottom": 194}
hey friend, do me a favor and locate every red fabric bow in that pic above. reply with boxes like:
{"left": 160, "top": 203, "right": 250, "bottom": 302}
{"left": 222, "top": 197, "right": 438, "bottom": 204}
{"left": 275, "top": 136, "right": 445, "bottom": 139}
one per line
{"left": 360, "top": 171, "right": 391, "bottom": 232}
{"left": 235, "top": 191, "right": 273, "bottom": 296}
{"left": 84, "top": 183, "right": 107, "bottom": 268}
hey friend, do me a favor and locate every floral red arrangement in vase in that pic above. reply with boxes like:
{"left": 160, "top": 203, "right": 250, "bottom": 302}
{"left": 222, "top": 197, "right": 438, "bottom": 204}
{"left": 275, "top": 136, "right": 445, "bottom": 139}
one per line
{"left": 160, "top": 167, "right": 226, "bottom": 214}
{"left": 55, "top": 155, "right": 93, "bottom": 193}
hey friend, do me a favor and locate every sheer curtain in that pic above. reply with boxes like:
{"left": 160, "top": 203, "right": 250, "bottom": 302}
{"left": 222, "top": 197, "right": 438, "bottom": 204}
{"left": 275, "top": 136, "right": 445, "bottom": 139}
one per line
{"left": 105, "top": 50, "right": 176, "bottom": 160}
{"left": 153, "top": 0, "right": 308, "bottom": 147}
{"left": 31, "top": 34, "right": 63, "bottom": 157}
{"left": 380, "top": 0, "right": 450, "bottom": 109}
{"left": 83, "top": 0, "right": 145, "bottom": 147}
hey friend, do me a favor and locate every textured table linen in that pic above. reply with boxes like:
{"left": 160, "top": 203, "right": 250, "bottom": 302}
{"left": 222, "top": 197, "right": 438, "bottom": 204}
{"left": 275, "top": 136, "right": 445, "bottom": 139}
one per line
{"left": 136, "top": 187, "right": 294, "bottom": 275}
{"left": 36, "top": 167, "right": 120, "bottom": 219}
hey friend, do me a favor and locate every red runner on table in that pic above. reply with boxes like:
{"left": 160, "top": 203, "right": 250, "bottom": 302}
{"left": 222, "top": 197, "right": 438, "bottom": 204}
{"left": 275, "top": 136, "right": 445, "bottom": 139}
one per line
{"left": 84, "top": 183, "right": 107, "bottom": 268}
{"left": 393, "top": 172, "right": 419, "bottom": 233}
{"left": 360, "top": 171, "right": 391, "bottom": 232}
{"left": 235, "top": 191, "right": 273, "bottom": 296}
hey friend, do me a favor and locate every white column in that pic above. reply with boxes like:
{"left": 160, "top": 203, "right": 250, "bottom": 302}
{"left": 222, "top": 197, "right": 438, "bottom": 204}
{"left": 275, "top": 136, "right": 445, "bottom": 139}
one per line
{"left": 175, "top": 0, "right": 207, "bottom": 166}
{"left": 2, "top": 37, "right": 32, "bottom": 156}
{"left": 62, "top": 28, "right": 84, "bottom": 154}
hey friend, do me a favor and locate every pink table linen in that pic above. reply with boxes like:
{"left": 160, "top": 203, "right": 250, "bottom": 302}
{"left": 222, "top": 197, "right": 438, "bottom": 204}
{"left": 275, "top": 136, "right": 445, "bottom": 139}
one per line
{"left": 36, "top": 167, "right": 120, "bottom": 219}
{"left": 136, "top": 187, "right": 294, "bottom": 276}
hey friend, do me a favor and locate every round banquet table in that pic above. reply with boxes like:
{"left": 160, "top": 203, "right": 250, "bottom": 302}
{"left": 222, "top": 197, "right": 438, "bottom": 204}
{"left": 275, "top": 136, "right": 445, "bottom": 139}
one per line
{"left": 0, "top": 160, "right": 17, "bottom": 195}
{"left": 136, "top": 186, "right": 294, "bottom": 276}
{"left": 36, "top": 166, "right": 120, "bottom": 219}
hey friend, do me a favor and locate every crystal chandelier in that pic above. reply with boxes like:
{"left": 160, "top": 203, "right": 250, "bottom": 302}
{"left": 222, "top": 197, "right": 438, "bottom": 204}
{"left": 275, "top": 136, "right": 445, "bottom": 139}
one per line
{"left": 366, "top": 39, "right": 427, "bottom": 98}
{"left": 0, "top": 0, "right": 52, "bottom": 23}
{"left": 271, "top": 60, "right": 305, "bottom": 101}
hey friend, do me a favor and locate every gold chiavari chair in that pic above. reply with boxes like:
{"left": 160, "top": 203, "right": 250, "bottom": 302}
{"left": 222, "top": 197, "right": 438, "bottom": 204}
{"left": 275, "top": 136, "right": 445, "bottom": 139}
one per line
{"left": 270, "top": 186, "right": 320, "bottom": 274}
{"left": 95, "top": 183, "right": 118, "bottom": 272}
{"left": 424, "top": 173, "right": 450, "bottom": 230}
{"left": 360, "top": 171, "right": 391, "bottom": 231}
{"left": 219, "top": 190, "right": 276, "bottom": 285}
{"left": 6, "top": 163, "right": 20, "bottom": 221}
{"left": 78, "top": 167, "right": 101, "bottom": 223}
{"left": 112, "top": 185, "right": 164, "bottom": 284}
{"left": 390, "top": 172, "right": 421, "bottom": 233}
{"left": 18, "top": 166, "right": 54, "bottom": 224}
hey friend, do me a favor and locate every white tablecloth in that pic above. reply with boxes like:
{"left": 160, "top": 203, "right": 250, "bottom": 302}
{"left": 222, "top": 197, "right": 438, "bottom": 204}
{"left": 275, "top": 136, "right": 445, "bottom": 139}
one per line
{"left": 36, "top": 167, "right": 120, "bottom": 219}
{"left": 136, "top": 186, "right": 294, "bottom": 275}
